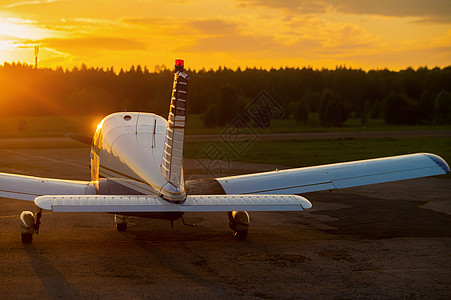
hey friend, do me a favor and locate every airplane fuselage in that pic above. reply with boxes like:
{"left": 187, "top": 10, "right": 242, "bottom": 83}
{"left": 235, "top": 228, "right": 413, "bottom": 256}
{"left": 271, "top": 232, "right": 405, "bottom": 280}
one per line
{"left": 91, "top": 112, "right": 170, "bottom": 194}
{"left": 90, "top": 112, "right": 186, "bottom": 220}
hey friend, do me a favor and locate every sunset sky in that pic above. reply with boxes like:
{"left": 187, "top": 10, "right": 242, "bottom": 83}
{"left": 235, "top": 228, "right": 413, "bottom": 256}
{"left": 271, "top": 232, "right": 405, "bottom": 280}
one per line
{"left": 0, "top": 0, "right": 450, "bottom": 71}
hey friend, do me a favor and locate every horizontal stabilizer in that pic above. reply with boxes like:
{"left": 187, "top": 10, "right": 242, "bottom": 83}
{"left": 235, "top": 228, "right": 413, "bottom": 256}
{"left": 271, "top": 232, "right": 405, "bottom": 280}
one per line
{"left": 0, "top": 172, "right": 96, "bottom": 201}
{"left": 34, "top": 194, "right": 311, "bottom": 212}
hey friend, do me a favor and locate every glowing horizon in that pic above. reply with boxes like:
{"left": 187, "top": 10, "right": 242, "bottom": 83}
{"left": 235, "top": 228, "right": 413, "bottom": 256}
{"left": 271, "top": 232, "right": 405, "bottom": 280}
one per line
{"left": 0, "top": 0, "right": 450, "bottom": 71}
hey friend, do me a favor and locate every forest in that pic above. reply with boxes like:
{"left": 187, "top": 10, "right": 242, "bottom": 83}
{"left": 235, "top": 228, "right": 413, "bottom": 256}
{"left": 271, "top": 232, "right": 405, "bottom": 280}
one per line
{"left": 0, "top": 62, "right": 450, "bottom": 127}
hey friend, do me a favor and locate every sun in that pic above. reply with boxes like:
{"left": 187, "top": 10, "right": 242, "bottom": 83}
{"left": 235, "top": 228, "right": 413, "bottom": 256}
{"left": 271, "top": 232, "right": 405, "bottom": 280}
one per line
{"left": 0, "top": 17, "right": 39, "bottom": 39}
{"left": 0, "top": 16, "right": 54, "bottom": 64}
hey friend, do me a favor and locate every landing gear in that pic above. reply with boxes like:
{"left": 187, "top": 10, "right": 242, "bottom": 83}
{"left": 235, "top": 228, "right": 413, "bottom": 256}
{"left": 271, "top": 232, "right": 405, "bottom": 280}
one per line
{"left": 228, "top": 211, "right": 250, "bottom": 241}
{"left": 21, "top": 233, "right": 33, "bottom": 243}
{"left": 19, "top": 209, "right": 42, "bottom": 244}
{"left": 115, "top": 214, "right": 129, "bottom": 232}
{"left": 116, "top": 223, "right": 127, "bottom": 231}
{"left": 181, "top": 216, "right": 195, "bottom": 227}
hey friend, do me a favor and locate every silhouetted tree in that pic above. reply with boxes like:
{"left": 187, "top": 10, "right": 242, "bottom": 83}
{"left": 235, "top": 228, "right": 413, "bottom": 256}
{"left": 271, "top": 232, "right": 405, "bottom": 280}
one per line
{"left": 319, "top": 89, "right": 350, "bottom": 127}
{"left": 217, "top": 84, "right": 241, "bottom": 126}
{"left": 290, "top": 100, "right": 309, "bottom": 125}
{"left": 434, "top": 89, "right": 451, "bottom": 123}
{"left": 323, "top": 99, "right": 350, "bottom": 127}
{"left": 418, "top": 90, "right": 435, "bottom": 122}
{"left": 383, "top": 92, "right": 420, "bottom": 124}
{"left": 0, "top": 63, "right": 450, "bottom": 130}
{"left": 201, "top": 104, "right": 219, "bottom": 128}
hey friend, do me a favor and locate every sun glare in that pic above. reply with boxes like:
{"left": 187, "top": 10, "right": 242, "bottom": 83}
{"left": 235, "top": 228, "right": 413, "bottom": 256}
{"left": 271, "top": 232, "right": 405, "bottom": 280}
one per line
{"left": 0, "top": 18, "right": 42, "bottom": 39}
{"left": 0, "top": 16, "right": 57, "bottom": 65}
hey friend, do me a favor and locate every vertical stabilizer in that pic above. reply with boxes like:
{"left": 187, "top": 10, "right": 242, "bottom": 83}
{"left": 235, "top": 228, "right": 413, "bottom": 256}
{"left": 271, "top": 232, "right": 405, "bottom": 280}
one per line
{"left": 160, "top": 59, "right": 189, "bottom": 201}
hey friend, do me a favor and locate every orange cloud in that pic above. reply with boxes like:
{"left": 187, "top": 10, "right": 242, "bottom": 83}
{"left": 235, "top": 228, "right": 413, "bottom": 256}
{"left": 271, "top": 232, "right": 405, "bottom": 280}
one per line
{"left": 27, "top": 37, "right": 147, "bottom": 53}
{"left": 188, "top": 19, "right": 239, "bottom": 35}
{"left": 238, "top": 0, "right": 451, "bottom": 21}
{"left": 1, "top": 0, "right": 450, "bottom": 70}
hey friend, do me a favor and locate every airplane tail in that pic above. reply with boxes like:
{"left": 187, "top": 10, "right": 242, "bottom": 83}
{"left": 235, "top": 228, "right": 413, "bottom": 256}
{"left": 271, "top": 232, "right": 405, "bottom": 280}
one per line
{"left": 160, "top": 59, "right": 189, "bottom": 201}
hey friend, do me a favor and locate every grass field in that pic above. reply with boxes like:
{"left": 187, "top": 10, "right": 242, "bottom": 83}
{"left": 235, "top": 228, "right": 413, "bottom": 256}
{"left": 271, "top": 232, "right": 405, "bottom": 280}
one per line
{"left": 184, "top": 137, "right": 451, "bottom": 169}
{"left": 0, "top": 115, "right": 101, "bottom": 138}
{"left": 185, "top": 114, "right": 451, "bottom": 135}
{"left": 1, "top": 114, "right": 449, "bottom": 138}
{"left": 1, "top": 115, "right": 449, "bottom": 171}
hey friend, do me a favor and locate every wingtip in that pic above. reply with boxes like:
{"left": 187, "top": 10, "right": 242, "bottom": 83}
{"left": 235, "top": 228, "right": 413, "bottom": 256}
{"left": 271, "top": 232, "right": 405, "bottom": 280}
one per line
{"left": 301, "top": 200, "right": 312, "bottom": 210}
{"left": 34, "top": 196, "right": 53, "bottom": 211}
{"left": 423, "top": 153, "right": 450, "bottom": 174}
{"left": 294, "top": 195, "right": 312, "bottom": 210}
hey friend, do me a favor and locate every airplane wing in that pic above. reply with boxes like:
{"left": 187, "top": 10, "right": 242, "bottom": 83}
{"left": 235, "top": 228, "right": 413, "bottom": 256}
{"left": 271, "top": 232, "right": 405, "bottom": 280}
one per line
{"left": 215, "top": 153, "right": 450, "bottom": 195}
{"left": 34, "top": 194, "right": 312, "bottom": 212}
{"left": 0, "top": 172, "right": 96, "bottom": 201}
{"left": 2, "top": 153, "right": 448, "bottom": 204}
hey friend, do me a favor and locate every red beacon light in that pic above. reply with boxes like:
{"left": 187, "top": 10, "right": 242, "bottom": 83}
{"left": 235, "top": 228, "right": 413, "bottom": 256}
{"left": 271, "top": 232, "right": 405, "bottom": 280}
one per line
{"left": 175, "top": 59, "right": 184, "bottom": 67}
{"left": 174, "top": 59, "right": 184, "bottom": 72}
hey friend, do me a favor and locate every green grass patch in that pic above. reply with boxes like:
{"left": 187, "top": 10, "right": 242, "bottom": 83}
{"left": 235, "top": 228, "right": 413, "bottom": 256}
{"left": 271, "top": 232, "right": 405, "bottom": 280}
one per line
{"left": 0, "top": 115, "right": 103, "bottom": 138}
{"left": 1, "top": 114, "right": 449, "bottom": 138}
{"left": 185, "top": 113, "right": 450, "bottom": 135}
{"left": 184, "top": 137, "right": 451, "bottom": 168}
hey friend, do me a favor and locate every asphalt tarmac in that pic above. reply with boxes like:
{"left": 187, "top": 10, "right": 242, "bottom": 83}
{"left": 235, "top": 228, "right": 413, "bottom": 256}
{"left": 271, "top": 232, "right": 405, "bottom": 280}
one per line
{"left": 0, "top": 138, "right": 450, "bottom": 299}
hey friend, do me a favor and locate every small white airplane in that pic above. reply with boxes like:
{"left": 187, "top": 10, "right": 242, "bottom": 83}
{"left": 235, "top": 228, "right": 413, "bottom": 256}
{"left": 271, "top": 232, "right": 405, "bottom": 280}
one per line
{"left": 1, "top": 60, "right": 449, "bottom": 243}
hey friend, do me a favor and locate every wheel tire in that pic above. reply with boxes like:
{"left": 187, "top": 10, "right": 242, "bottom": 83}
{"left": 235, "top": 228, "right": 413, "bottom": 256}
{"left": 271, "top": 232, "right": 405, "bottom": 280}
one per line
{"left": 116, "top": 223, "right": 127, "bottom": 232}
{"left": 21, "top": 233, "right": 33, "bottom": 243}
{"left": 234, "top": 230, "right": 248, "bottom": 241}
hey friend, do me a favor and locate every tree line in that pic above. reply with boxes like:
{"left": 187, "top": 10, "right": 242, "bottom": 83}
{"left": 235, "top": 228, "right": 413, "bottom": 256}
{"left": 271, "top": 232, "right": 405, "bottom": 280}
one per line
{"left": 0, "top": 62, "right": 450, "bottom": 126}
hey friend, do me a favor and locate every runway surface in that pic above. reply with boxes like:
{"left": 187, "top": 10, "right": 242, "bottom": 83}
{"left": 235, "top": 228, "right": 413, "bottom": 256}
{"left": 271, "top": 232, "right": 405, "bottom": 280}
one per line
{"left": 0, "top": 138, "right": 450, "bottom": 299}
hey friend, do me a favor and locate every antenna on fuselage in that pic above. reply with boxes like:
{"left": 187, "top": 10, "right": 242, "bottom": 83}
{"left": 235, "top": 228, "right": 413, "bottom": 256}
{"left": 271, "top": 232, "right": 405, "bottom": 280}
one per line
{"left": 135, "top": 112, "right": 140, "bottom": 135}
{"left": 152, "top": 118, "right": 156, "bottom": 148}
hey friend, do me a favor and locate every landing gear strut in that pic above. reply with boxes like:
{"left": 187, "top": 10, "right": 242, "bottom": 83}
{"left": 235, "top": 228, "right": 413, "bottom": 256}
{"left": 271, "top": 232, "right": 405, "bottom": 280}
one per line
{"left": 228, "top": 211, "right": 250, "bottom": 240}
{"left": 115, "top": 214, "right": 129, "bottom": 232}
{"left": 19, "top": 209, "right": 42, "bottom": 243}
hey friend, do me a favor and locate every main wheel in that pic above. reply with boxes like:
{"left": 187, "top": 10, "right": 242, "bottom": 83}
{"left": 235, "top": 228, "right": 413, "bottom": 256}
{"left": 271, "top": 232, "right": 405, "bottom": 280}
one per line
{"left": 116, "top": 223, "right": 127, "bottom": 232}
{"left": 233, "top": 230, "right": 248, "bottom": 241}
{"left": 228, "top": 211, "right": 250, "bottom": 240}
{"left": 21, "top": 233, "right": 33, "bottom": 243}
